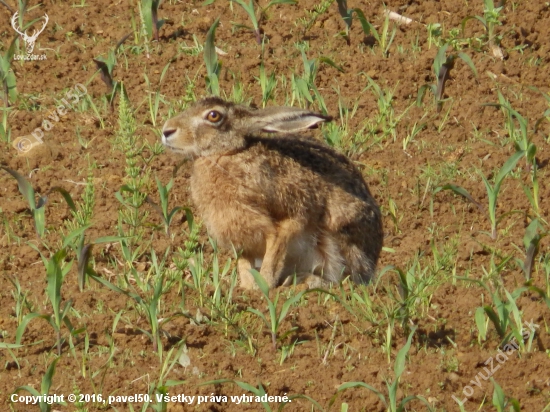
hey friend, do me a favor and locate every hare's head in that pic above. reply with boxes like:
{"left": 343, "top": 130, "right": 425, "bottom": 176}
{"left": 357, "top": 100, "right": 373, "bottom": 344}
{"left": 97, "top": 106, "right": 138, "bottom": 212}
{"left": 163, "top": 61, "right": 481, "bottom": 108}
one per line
{"left": 162, "top": 97, "right": 332, "bottom": 158}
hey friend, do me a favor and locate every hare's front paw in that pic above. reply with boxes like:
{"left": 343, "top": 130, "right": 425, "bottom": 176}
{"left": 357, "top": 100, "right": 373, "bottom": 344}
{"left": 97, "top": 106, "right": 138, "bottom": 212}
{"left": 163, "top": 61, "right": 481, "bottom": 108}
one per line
{"left": 237, "top": 257, "right": 256, "bottom": 290}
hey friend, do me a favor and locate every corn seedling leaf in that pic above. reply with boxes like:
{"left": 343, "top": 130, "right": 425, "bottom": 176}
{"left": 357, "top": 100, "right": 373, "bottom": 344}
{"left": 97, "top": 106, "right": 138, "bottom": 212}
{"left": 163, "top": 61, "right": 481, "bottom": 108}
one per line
{"left": 475, "top": 306, "right": 488, "bottom": 341}
{"left": 1, "top": 166, "right": 37, "bottom": 209}
{"left": 319, "top": 56, "right": 345, "bottom": 73}
{"left": 353, "top": 8, "right": 374, "bottom": 39}
{"left": 93, "top": 58, "right": 114, "bottom": 91}
{"left": 483, "top": 305, "right": 506, "bottom": 338}
{"left": 457, "top": 52, "right": 478, "bottom": 78}
{"left": 47, "top": 186, "right": 77, "bottom": 212}
{"left": 267, "top": 0, "right": 296, "bottom": 6}
{"left": 204, "top": 17, "right": 221, "bottom": 95}
{"left": 15, "top": 312, "right": 50, "bottom": 345}
{"left": 330, "top": 381, "right": 386, "bottom": 408}
{"left": 46, "top": 249, "right": 67, "bottom": 328}
{"left": 336, "top": 0, "right": 352, "bottom": 30}
{"left": 434, "top": 183, "right": 483, "bottom": 212}
{"left": 394, "top": 326, "right": 416, "bottom": 379}
{"left": 250, "top": 268, "right": 270, "bottom": 297}
{"left": 0, "top": 342, "right": 24, "bottom": 349}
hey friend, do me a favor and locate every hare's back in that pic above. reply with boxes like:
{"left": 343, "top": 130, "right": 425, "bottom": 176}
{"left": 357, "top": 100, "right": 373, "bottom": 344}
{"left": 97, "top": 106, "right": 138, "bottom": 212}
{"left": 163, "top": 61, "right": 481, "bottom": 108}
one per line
{"left": 247, "top": 136, "right": 372, "bottom": 201}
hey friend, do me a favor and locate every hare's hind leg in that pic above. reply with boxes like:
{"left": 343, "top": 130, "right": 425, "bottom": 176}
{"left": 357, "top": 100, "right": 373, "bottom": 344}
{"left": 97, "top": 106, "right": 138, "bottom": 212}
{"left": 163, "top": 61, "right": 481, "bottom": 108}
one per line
{"left": 260, "top": 219, "right": 305, "bottom": 288}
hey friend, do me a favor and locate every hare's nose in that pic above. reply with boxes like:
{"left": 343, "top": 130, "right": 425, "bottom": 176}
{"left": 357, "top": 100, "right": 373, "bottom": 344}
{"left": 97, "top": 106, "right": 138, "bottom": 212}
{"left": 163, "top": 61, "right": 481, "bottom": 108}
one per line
{"left": 162, "top": 129, "right": 176, "bottom": 144}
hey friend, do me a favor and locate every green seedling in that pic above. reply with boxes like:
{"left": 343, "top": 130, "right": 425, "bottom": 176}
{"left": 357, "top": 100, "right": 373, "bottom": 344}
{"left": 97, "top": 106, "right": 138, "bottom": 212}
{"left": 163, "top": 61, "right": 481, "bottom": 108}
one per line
{"left": 514, "top": 219, "right": 546, "bottom": 281}
{"left": 535, "top": 86, "right": 550, "bottom": 144}
{"left": 402, "top": 119, "right": 426, "bottom": 151}
{"left": 0, "top": 105, "right": 12, "bottom": 143}
{"left": 462, "top": 0, "right": 505, "bottom": 49}
{"left": 491, "top": 378, "right": 520, "bottom": 412}
{"left": 143, "top": 61, "right": 171, "bottom": 127}
{"left": 0, "top": 37, "right": 18, "bottom": 106}
{"left": 484, "top": 91, "right": 537, "bottom": 172}
{"left": 330, "top": 327, "right": 434, "bottom": 412}
{"left": 207, "top": 239, "right": 237, "bottom": 324}
{"left": 91, "top": 34, "right": 129, "bottom": 111}
{"left": 79, "top": 245, "right": 184, "bottom": 355}
{"left": 461, "top": 276, "right": 528, "bottom": 348}
{"left": 417, "top": 43, "right": 477, "bottom": 112}
{"left": 299, "top": 0, "right": 334, "bottom": 36}
{"left": 12, "top": 357, "right": 65, "bottom": 412}
{"left": 292, "top": 48, "right": 342, "bottom": 113}
{"left": 434, "top": 150, "right": 523, "bottom": 239}
{"left": 426, "top": 22, "right": 443, "bottom": 48}
{"left": 145, "top": 177, "right": 184, "bottom": 236}
{"left": 141, "top": 0, "right": 165, "bottom": 42}
{"left": 142, "top": 341, "right": 187, "bottom": 411}
{"left": 336, "top": 0, "right": 378, "bottom": 47}
{"left": 369, "top": 10, "right": 396, "bottom": 56}
{"left": 364, "top": 76, "right": 410, "bottom": 141}
{"left": 16, "top": 248, "right": 85, "bottom": 355}
{"left": 93, "top": 49, "right": 119, "bottom": 109}
{"left": 1, "top": 166, "right": 76, "bottom": 237}
{"left": 232, "top": 0, "right": 296, "bottom": 44}
{"left": 246, "top": 269, "right": 307, "bottom": 351}
{"left": 256, "top": 60, "right": 277, "bottom": 107}
{"left": 204, "top": 18, "right": 221, "bottom": 96}
{"left": 7, "top": 274, "right": 33, "bottom": 327}
{"left": 522, "top": 162, "right": 541, "bottom": 216}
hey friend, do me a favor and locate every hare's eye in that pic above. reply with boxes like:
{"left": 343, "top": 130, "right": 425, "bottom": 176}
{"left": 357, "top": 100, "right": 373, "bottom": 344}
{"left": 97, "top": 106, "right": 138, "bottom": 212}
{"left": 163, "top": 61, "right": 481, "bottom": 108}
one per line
{"left": 206, "top": 110, "right": 223, "bottom": 123}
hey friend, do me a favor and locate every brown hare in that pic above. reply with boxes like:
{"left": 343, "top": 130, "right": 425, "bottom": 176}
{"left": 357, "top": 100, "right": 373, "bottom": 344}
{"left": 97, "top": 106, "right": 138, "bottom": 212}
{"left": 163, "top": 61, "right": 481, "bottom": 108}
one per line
{"left": 162, "top": 97, "right": 383, "bottom": 289}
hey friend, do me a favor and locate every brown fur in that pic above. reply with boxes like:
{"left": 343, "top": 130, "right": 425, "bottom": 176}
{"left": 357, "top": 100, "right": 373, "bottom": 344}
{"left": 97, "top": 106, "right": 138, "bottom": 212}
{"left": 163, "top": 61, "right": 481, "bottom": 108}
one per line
{"left": 162, "top": 97, "right": 383, "bottom": 289}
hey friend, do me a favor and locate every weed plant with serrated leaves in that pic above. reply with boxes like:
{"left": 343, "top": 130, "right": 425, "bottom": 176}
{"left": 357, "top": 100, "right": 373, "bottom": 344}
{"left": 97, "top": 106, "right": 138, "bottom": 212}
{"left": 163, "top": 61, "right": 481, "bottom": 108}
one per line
{"left": 115, "top": 87, "right": 151, "bottom": 258}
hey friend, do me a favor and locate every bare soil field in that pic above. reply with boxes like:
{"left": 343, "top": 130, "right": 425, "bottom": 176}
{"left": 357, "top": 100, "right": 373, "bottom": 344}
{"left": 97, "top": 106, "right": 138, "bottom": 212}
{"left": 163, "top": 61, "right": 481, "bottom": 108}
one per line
{"left": 1, "top": 0, "right": 550, "bottom": 411}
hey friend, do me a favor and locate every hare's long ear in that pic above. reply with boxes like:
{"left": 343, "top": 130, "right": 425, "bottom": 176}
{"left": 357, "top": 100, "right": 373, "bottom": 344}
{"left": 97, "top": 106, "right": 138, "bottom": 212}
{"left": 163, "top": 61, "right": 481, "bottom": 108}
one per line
{"left": 247, "top": 107, "right": 332, "bottom": 133}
